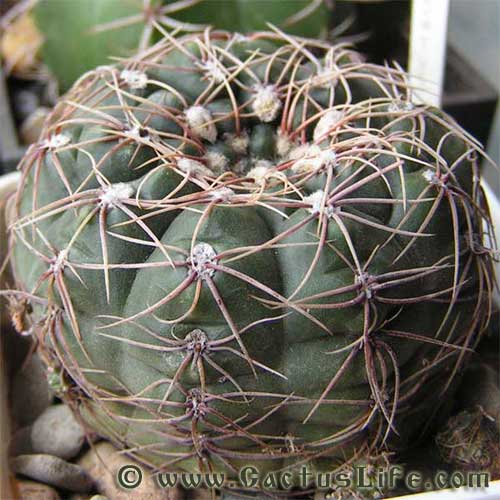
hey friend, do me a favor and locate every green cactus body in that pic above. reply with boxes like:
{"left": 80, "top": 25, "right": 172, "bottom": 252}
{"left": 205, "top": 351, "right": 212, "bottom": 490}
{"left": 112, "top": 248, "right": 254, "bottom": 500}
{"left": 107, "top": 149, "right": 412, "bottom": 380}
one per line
{"left": 34, "top": 0, "right": 330, "bottom": 92}
{"left": 10, "top": 31, "right": 494, "bottom": 484}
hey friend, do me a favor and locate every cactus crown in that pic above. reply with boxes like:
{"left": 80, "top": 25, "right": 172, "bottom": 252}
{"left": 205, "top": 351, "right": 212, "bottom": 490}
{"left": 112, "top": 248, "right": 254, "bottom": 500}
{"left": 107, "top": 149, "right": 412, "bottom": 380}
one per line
{"left": 10, "top": 29, "right": 495, "bottom": 482}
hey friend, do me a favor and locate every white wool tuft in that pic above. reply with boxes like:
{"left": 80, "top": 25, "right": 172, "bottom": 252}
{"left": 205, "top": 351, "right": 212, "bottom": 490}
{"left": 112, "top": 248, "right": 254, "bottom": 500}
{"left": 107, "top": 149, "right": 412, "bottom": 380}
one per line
{"left": 314, "top": 110, "right": 344, "bottom": 142}
{"left": 42, "top": 133, "right": 71, "bottom": 149}
{"left": 177, "top": 158, "right": 212, "bottom": 177}
{"left": 100, "top": 182, "right": 134, "bottom": 209}
{"left": 209, "top": 187, "right": 235, "bottom": 202}
{"left": 290, "top": 144, "right": 337, "bottom": 173}
{"left": 252, "top": 86, "right": 281, "bottom": 123}
{"left": 50, "top": 249, "right": 68, "bottom": 275}
{"left": 124, "top": 124, "right": 149, "bottom": 141}
{"left": 422, "top": 169, "right": 441, "bottom": 185}
{"left": 247, "top": 162, "right": 273, "bottom": 184}
{"left": 185, "top": 106, "right": 217, "bottom": 143}
{"left": 206, "top": 150, "right": 229, "bottom": 172}
{"left": 201, "top": 59, "right": 225, "bottom": 83}
{"left": 276, "top": 130, "right": 294, "bottom": 158}
{"left": 304, "top": 190, "right": 339, "bottom": 217}
{"left": 120, "top": 69, "right": 148, "bottom": 89}
{"left": 304, "top": 190, "right": 326, "bottom": 214}
{"left": 191, "top": 242, "right": 217, "bottom": 279}
{"left": 313, "top": 66, "right": 339, "bottom": 88}
{"left": 225, "top": 132, "right": 249, "bottom": 155}
{"left": 388, "top": 101, "right": 415, "bottom": 113}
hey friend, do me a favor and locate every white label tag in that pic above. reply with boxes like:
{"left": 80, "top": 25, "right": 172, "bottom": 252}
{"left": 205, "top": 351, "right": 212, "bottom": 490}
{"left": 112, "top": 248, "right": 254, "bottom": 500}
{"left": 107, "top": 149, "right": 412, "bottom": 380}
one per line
{"left": 408, "top": 0, "right": 450, "bottom": 106}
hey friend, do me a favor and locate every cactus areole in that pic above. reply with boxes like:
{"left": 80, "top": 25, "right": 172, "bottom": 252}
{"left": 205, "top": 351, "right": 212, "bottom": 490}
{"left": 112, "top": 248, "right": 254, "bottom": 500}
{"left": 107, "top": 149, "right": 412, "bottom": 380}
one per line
{"left": 10, "top": 30, "right": 495, "bottom": 484}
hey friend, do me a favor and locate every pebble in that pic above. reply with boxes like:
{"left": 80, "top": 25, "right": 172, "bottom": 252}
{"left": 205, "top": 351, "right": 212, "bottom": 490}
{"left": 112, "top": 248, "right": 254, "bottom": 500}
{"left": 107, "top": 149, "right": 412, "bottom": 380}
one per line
{"left": 11, "top": 454, "right": 93, "bottom": 493}
{"left": 314, "top": 491, "right": 330, "bottom": 500}
{"left": 190, "top": 489, "right": 219, "bottom": 498}
{"left": 31, "top": 404, "right": 86, "bottom": 460}
{"left": 17, "top": 479, "right": 60, "bottom": 499}
{"left": 78, "top": 442, "right": 184, "bottom": 500}
{"left": 69, "top": 496, "right": 108, "bottom": 500}
{"left": 9, "top": 426, "right": 33, "bottom": 456}
{"left": 11, "top": 354, "right": 53, "bottom": 426}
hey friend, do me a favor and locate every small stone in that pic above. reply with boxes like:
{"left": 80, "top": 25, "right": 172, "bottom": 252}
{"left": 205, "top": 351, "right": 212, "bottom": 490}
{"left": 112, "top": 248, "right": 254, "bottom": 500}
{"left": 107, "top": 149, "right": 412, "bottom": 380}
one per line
{"left": 17, "top": 479, "right": 60, "bottom": 500}
{"left": 11, "top": 354, "right": 53, "bottom": 427}
{"left": 314, "top": 491, "right": 328, "bottom": 500}
{"left": 78, "top": 442, "right": 184, "bottom": 499}
{"left": 11, "top": 454, "right": 93, "bottom": 493}
{"left": 9, "top": 426, "right": 33, "bottom": 456}
{"left": 189, "top": 489, "right": 219, "bottom": 499}
{"left": 31, "top": 404, "right": 86, "bottom": 460}
{"left": 69, "top": 496, "right": 108, "bottom": 500}
{"left": 68, "top": 495, "right": 104, "bottom": 500}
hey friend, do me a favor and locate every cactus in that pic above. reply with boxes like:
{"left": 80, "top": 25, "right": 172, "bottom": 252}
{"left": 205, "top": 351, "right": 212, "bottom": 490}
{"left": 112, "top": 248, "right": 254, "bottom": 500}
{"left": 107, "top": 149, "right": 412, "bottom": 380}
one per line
{"left": 436, "top": 409, "right": 500, "bottom": 475}
{"left": 9, "top": 29, "right": 495, "bottom": 485}
{"left": 33, "top": 0, "right": 331, "bottom": 92}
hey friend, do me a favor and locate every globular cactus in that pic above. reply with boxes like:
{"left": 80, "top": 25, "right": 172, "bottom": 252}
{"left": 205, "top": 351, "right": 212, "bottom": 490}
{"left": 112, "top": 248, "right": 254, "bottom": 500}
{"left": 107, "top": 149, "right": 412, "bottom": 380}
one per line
{"left": 9, "top": 29, "right": 495, "bottom": 485}
{"left": 33, "top": 0, "right": 332, "bottom": 92}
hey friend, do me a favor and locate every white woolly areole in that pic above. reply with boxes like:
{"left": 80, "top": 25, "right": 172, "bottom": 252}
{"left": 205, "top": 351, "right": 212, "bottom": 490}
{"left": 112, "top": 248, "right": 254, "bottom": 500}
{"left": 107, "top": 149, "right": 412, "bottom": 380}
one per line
{"left": 304, "top": 190, "right": 326, "bottom": 214}
{"left": 225, "top": 132, "right": 249, "bottom": 155}
{"left": 322, "top": 149, "right": 337, "bottom": 164}
{"left": 209, "top": 187, "right": 235, "bottom": 202}
{"left": 232, "top": 32, "right": 249, "bottom": 43}
{"left": 290, "top": 144, "right": 320, "bottom": 172}
{"left": 185, "top": 106, "right": 217, "bottom": 143}
{"left": 290, "top": 144, "right": 337, "bottom": 173}
{"left": 201, "top": 59, "right": 225, "bottom": 83}
{"left": 120, "top": 69, "right": 148, "bottom": 89}
{"left": 388, "top": 101, "right": 415, "bottom": 113}
{"left": 186, "top": 329, "right": 208, "bottom": 352}
{"left": 100, "top": 182, "right": 134, "bottom": 209}
{"left": 191, "top": 242, "right": 217, "bottom": 279}
{"left": 314, "top": 110, "right": 344, "bottom": 142}
{"left": 177, "top": 158, "right": 212, "bottom": 177}
{"left": 304, "top": 190, "right": 338, "bottom": 217}
{"left": 276, "top": 130, "right": 294, "bottom": 158}
{"left": 124, "top": 124, "right": 149, "bottom": 141}
{"left": 254, "top": 159, "right": 273, "bottom": 169}
{"left": 289, "top": 144, "right": 316, "bottom": 161}
{"left": 422, "top": 169, "right": 441, "bottom": 185}
{"left": 50, "top": 249, "right": 68, "bottom": 275}
{"left": 248, "top": 163, "right": 273, "bottom": 184}
{"left": 206, "top": 150, "right": 229, "bottom": 173}
{"left": 355, "top": 271, "right": 374, "bottom": 299}
{"left": 252, "top": 86, "right": 282, "bottom": 123}
{"left": 42, "top": 133, "right": 71, "bottom": 149}
{"left": 314, "top": 66, "right": 339, "bottom": 88}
